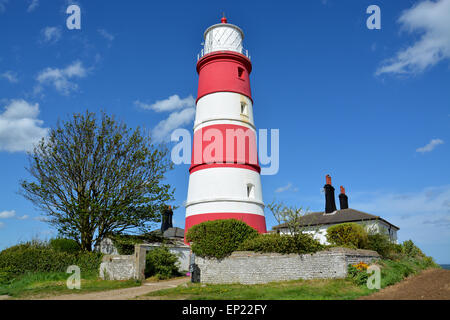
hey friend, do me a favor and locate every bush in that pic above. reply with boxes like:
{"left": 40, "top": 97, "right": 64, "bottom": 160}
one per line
{"left": 49, "top": 238, "right": 80, "bottom": 254}
{"left": 186, "top": 219, "right": 258, "bottom": 259}
{"left": 401, "top": 240, "right": 425, "bottom": 258}
{"left": 326, "top": 223, "right": 368, "bottom": 249}
{"left": 366, "top": 234, "right": 393, "bottom": 258}
{"left": 238, "top": 233, "right": 324, "bottom": 254}
{"left": 0, "top": 241, "right": 102, "bottom": 280}
{"left": 347, "top": 262, "right": 370, "bottom": 286}
{"left": 0, "top": 266, "right": 16, "bottom": 285}
{"left": 145, "top": 247, "right": 180, "bottom": 280}
{"left": 111, "top": 235, "right": 142, "bottom": 255}
{"left": 110, "top": 233, "right": 168, "bottom": 255}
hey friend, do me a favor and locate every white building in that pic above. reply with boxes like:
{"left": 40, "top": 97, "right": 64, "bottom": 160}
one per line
{"left": 272, "top": 208, "right": 399, "bottom": 245}
{"left": 272, "top": 175, "right": 399, "bottom": 244}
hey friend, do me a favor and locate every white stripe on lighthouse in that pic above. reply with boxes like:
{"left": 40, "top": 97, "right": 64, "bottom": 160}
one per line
{"left": 194, "top": 92, "right": 254, "bottom": 130}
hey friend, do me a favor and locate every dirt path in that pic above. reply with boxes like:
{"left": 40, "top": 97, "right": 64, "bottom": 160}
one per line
{"left": 31, "top": 277, "right": 190, "bottom": 300}
{"left": 360, "top": 268, "right": 450, "bottom": 300}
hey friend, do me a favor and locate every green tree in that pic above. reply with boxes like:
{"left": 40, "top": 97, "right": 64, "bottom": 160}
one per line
{"left": 20, "top": 111, "right": 174, "bottom": 251}
{"left": 268, "top": 201, "right": 314, "bottom": 235}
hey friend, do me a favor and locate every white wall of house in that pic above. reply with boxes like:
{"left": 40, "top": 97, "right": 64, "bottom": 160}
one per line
{"left": 277, "top": 220, "right": 398, "bottom": 245}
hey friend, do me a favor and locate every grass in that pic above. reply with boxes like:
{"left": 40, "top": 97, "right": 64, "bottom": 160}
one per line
{"left": 0, "top": 271, "right": 141, "bottom": 299}
{"left": 146, "top": 257, "right": 439, "bottom": 300}
{"left": 145, "top": 278, "right": 374, "bottom": 300}
{"left": 378, "top": 256, "right": 440, "bottom": 288}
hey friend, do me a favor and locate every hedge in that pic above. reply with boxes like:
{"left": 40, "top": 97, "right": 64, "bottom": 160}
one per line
{"left": 238, "top": 233, "right": 324, "bottom": 254}
{"left": 49, "top": 238, "right": 81, "bottom": 254}
{"left": 0, "top": 241, "right": 102, "bottom": 284}
{"left": 186, "top": 219, "right": 258, "bottom": 259}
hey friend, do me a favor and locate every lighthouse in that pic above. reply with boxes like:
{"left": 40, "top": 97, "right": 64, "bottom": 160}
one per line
{"left": 184, "top": 17, "right": 267, "bottom": 240}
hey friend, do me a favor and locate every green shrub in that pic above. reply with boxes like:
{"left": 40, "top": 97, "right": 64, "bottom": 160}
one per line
{"left": 112, "top": 235, "right": 142, "bottom": 255}
{"left": 401, "top": 240, "right": 425, "bottom": 258}
{"left": 238, "top": 233, "right": 324, "bottom": 254}
{"left": 347, "top": 263, "right": 369, "bottom": 286}
{"left": 145, "top": 247, "right": 180, "bottom": 280}
{"left": 326, "top": 223, "right": 368, "bottom": 249}
{"left": 49, "top": 238, "right": 80, "bottom": 254}
{"left": 110, "top": 233, "right": 167, "bottom": 255}
{"left": 366, "top": 234, "right": 393, "bottom": 258}
{"left": 186, "top": 219, "right": 258, "bottom": 259}
{"left": 0, "top": 241, "right": 102, "bottom": 278}
{"left": 0, "top": 266, "right": 16, "bottom": 285}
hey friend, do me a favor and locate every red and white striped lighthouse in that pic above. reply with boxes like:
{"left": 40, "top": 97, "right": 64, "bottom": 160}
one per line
{"left": 184, "top": 17, "right": 267, "bottom": 240}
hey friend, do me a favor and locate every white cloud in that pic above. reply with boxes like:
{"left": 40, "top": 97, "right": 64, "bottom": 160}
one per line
{"left": 98, "top": 29, "right": 115, "bottom": 42}
{"left": 138, "top": 94, "right": 196, "bottom": 143}
{"left": 40, "top": 26, "right": 62, "bottom": 44}
{"left": 1, "top": 71, "right": 18, "bottom": 83}
{"left": 0, "top": 99, "right": 49, "bottom": 152}
{"left": 27, "top": 0, "right": 39, "bottom": 12}
{"left": 136, "top": 95, "right": 195, "bottom": 113}
{"left": 275, "top": 183, "right": 298, "bottom": 193}
{"left": 36, "top": 60, "right": 87, "bottom": 95}
{"left": 0, "top": 210, "right": 15, "bottom": 218}
{"left": 416, "top": 138, "right": 444, "bottom": 153}
{"left": 351, "top": 185, "right": 450, "bottom": 244}
{"left": 17, "top": 215, "right": 29, "bottom": 220}
{"left": 376, "top": 0, "right": 450, "bottom": 75}
{"left": 152, "top": 107, "right": 195, "bottom": 143}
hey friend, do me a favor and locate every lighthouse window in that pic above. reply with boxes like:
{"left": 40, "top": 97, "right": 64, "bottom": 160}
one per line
{"left": 247, "top": 184, "right": 255, "bottom": 198}
{"left": 238, "top": 67, "right": 244, "bottom": 78}
{"left": 240, "top": 102, "right": 248, "bottom": 116}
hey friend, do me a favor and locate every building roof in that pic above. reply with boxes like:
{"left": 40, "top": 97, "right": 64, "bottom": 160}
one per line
{"left": 163, "top": 227, "right": 185, "bottom": 239}
{"left": 272, "top": 208, "right": 400, "bottom": 230}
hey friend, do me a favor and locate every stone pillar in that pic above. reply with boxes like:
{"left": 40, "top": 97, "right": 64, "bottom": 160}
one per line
{"left": 134, "top": 244, "right": 147, "bottom": 281}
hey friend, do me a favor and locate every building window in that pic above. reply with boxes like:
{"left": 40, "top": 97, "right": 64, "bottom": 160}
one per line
{"left": 247, "top": 183, "right": 255, "bottom": 198}
{"left": 240, "top": 102, "right": 248, "bottom": 116}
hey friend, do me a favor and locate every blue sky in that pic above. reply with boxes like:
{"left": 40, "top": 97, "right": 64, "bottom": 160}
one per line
{"left": 0, "top": 0, "right": 449, "bottom": 263}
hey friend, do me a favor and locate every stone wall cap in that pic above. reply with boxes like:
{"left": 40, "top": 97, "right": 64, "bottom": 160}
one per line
{"left": 197, "top": 247, "right": 380, "bottom": 260}
{"left": 325, "top": 247, "right": 380, "bottom": 256}
{"left": 101, "top": 254, "right": 133, "bottom": 261}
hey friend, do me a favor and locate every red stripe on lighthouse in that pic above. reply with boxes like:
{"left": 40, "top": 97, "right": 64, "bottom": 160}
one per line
{"left": 197, "top": 51, "right": 253, "bottom": 102}
{"left": 190, "top": 123, "right": 260, "bottom": 174}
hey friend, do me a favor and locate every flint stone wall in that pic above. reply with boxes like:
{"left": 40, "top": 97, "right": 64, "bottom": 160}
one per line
{"left": 195, "top": 247, "right": 380, "bottom": 284}
{"left": 99, "top": 255, "right": 136, "bottom": 280}
{"left": 99, "top": 243, "right": 191, "bottom": 281}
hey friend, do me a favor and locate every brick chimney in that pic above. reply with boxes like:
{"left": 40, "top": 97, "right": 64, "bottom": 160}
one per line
{"left": 339, "top": 186, "right": 349, "bottom": 210}
{"left": 324, "top": 175, "right": 337, "bottom": 213}
{"left": 161, "top": 205, "right": 173, "bottom": 233}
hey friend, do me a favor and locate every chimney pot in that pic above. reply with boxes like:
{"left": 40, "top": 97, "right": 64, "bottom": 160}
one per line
{"left": 339, "top": 186, "right": 349, "bottom": 210}
{"left": 324, "top": 175, "right": 337, "bottom": 213}
{"left": 161, "top": 205, "right": 173, "bottom": 233}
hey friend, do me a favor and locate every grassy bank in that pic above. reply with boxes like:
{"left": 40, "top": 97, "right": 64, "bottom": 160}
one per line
{"left": 146, "top": 257, "right": 439, "bottom": 300}
{"left": 146, "top": 278, "right": 373, "bottom": 300}
{"left": 0, "top": 239, "right": 142, "bottom": 299}
{"left": 0, "top": 271, "right": 141, "bottom": 298}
